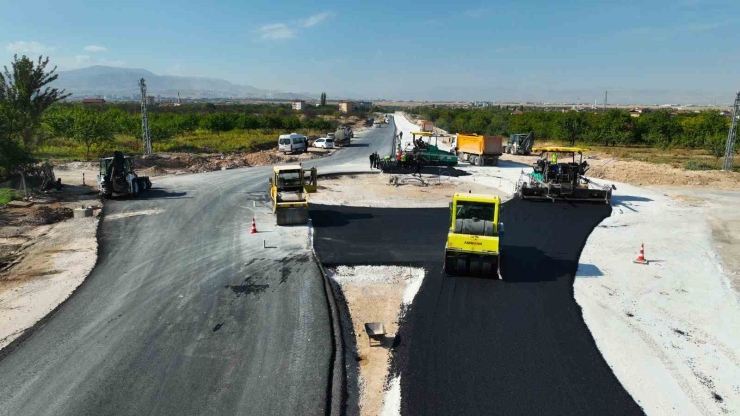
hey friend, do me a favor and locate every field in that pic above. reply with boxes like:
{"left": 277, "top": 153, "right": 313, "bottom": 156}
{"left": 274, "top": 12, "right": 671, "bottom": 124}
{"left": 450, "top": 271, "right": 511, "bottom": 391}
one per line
{"left": 35, "top": 128, "right": 328, "bottom": 161}
{"left": 538, "top": 140, "right": 729, "bottom": 171}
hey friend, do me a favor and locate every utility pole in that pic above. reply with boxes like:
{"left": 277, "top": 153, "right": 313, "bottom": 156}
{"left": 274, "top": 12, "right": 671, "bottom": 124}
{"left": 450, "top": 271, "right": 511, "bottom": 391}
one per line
{"left": 139, "top": 78, "right": 152, "bottom": 156}
{"left": 604, "top": 90, "right": 608, "bottom": 109}
{"left": 722, "top": 91, "right": 740, "bottom": 172}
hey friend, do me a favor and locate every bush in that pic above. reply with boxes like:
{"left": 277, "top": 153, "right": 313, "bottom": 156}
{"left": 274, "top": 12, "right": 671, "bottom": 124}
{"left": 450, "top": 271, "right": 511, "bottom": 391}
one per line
{"left": 0, "top": 188, "right": 19, "bottom": 205}
{"left": 683, "top": 160, "right": 713, "bottom": 171}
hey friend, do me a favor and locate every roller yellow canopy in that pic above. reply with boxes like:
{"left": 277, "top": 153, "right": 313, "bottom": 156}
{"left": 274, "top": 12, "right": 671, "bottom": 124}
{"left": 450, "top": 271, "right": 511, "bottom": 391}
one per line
{"left": 532, "top": 146, "right": 588, "bottom": 154}
{"left": 411, "top": 131, "right": 435, "bottom": 137}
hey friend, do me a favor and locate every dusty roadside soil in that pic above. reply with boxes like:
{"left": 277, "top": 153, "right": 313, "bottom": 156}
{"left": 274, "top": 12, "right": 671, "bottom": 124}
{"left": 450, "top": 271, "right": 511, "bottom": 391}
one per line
{"left": 0, "top": 175, "right": 100, "bottom": 350}
{"left": 56, "top": 147, "right": 334, "bottom": 180}
{"left": 311, "top": 172, "right": 500, "bottom": 208}
{"left": 327, "top": 266, "right": 424, "bottom": 416}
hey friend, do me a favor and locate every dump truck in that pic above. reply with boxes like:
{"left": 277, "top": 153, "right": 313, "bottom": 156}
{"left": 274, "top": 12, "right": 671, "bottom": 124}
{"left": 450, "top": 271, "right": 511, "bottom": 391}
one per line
{"left": 454, "top": 134, "right": 504, "bottom": 166}
{"left": 505, "top": 132, "right": 534, "bottom": 155}
{"left": 515, "top": 147, "right": 615, "bottom": 203}
{"left": 269, "top": 165, "right": 318, "bottom": 225}
{"left": 444, "top": 193, "right": 504, "bottom": 277}
{"left": 98, "top": 151, "right": 151, "bottom": 199}
{"left": 418, "top": 120, "right": 434, "bottom": 132}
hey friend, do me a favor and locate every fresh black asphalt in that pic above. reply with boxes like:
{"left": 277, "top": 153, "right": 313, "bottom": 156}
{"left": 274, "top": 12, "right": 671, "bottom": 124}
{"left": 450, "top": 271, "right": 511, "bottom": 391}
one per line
{"left": 310, "top": 200, "right": 644, "bottom": 416}
{"left": 0, "top": 126, "right": 395, "bottom": 415}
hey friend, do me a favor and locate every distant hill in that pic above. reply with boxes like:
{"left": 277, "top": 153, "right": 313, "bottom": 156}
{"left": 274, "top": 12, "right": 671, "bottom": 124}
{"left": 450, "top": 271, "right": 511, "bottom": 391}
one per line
{"left": 54, "top": 66, "right": 315, "bottom": 100}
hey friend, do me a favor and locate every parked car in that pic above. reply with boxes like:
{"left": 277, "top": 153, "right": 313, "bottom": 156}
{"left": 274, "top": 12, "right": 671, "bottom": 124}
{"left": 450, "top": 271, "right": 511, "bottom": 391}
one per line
{"left": 313, "top": 137, "right": 334, "bottom": 149}
{"left": 278, "top": 133, "right": 308, "bottom": 154}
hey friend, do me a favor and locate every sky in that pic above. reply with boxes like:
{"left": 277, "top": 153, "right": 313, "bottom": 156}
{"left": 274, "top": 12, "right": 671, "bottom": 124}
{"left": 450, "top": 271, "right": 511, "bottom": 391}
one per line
{"left": 1, "top": 0, "right": 738, "bottom": 104}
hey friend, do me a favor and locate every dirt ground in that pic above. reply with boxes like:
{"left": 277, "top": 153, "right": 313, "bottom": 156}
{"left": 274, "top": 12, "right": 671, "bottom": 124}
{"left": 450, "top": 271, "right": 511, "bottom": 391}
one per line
{"left": 652, "top": 186, "right": 740, "bottom": 295}
{"left": 311, "top": 173, "right": 502, "bottom": 208}
{"left": 327, "top": 266, "right": 424, "bottom": 416}
{"left": 0, "top": 170, "right": 101, "bottom": 350}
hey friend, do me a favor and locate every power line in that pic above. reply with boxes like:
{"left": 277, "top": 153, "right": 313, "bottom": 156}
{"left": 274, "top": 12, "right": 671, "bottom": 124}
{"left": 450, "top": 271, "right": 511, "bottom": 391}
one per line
{"left": 723, "top": 92, "right": 740, "bottom": 172}
{"left": 139, "top": 78, "right": 152, "bottom": 156}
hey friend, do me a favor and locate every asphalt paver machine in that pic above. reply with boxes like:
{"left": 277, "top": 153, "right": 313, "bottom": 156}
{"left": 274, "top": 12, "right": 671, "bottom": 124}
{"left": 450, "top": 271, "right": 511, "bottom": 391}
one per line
{"left": 515, "top": 147, "right": 615, "bottom": 203}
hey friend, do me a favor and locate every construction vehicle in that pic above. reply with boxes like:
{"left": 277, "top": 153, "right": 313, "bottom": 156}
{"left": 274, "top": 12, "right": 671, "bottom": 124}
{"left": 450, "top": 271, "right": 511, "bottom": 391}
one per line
{"left": 504, "top": 132, "right": 534, "bottom": 155}
{"left": 453, "top": 134, "right": 504, "bottom": 166}
{"left": 444, "top": 193, "right": 504, "bottom": 277}
{"left": 418, "top": 120, "right": 434, "bottom": 132}
{"left": 269, "top": 165, "right": 318, "bottom": 225}
{"left": 515, "top": 147, "right": 615, "bottom": 203}
{"left": 333, "top": 126, "right": 353, "bottom": 146}
{"left": 407, "top": 131, "right": 458, "bottom": 166}
{"left": 98, "top": 151, "right": 151, "bottom": 199}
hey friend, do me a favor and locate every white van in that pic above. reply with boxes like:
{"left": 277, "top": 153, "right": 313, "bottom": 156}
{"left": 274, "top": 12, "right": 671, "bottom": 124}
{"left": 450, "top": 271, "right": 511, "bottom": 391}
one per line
{"left": 278, "top": 133, "right": 308, "bottom": 154}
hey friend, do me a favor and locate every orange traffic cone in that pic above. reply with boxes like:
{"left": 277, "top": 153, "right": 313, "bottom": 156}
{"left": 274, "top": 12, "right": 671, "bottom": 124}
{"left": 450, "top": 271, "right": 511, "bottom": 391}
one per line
{"left": 634, "top": 243, "right": 648, "bottom": 264}
{"left": 250, "top": 218, "right": 258, "bottom": 234}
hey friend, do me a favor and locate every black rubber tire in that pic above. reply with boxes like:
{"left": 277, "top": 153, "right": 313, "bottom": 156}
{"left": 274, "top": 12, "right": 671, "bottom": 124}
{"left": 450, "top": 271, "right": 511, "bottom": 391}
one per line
{"left": 470, "top": 257, "right": 481, "bottom": 276}
{"left": 456, "top": 257, "right": 467, "bottom": 275}
{"left": 482, "top": 258, "right": 492, "bottom": 277}
{"left": 131, "top": 180, "right": 139, "bottom": 198}
{"left": 145, "top": 178, "right": 152, "bottom": 190}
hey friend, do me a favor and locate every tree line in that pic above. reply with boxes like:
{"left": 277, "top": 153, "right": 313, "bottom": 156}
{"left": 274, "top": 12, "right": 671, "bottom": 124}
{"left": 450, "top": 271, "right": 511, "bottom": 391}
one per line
{"left": 1, "top": 55, "right": 346, "bottom": 178}
{"left": 43, "top": 104, "right": 340, "bottom": 157}
{"left": 409, "top": 106, "right": 733, "bottom": 157}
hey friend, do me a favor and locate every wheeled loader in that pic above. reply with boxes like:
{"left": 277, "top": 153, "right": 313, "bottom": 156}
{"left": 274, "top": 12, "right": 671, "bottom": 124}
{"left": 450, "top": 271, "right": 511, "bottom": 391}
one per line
{"left": 269, "top": 165, "right": 317, "bottom": 225}
{"left": 444, "top": 193, "right": 504, "bottom": 278}
{"left": 98, "top": 151, "right": 151, "bottom": 199}
{"left": 515, "top": 147, "right": 615, "bottom": 203}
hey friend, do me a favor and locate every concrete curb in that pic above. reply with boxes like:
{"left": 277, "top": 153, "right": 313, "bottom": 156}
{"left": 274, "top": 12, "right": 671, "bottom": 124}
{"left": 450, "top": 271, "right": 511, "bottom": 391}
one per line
{"left": 308, "top": 218, "right": 346, "bottom": 416}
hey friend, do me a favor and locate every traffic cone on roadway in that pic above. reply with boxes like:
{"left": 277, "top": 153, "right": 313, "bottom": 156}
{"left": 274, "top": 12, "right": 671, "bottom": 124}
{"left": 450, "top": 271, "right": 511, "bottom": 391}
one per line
{"left": 250, "top": 218, "right": 258, "bottom": 234}
{"left": 634, "top": 243, "right": 648, "bottom": 264}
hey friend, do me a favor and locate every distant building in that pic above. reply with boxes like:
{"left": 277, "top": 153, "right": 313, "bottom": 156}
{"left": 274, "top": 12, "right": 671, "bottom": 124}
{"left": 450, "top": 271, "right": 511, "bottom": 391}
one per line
{"left": 511, "top": 109, "right": 523, "bottom": 115}
{"left": 292, "top": 100, "right": 306, "bottom": 111}
{"left": 82, "top": 98, "right": 106, "bottom": 105}
{"left": 629, "top": 108, "right": 650, "bottom": 118}
{"left": 339, "top": 100, "right": 355, "bottom": 114}
{"left": 720, "top": 110, "right": 733, "bottom": 117}
{"left": 146, "top": 95, "right": 156, "bottom": 106}
{"left": 358, "top": 101, "right": 372, "bottom": 109}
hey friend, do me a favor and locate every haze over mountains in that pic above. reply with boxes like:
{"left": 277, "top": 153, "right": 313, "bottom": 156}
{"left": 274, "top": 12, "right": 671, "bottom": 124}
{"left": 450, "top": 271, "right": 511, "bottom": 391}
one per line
{"left": 54, "top": 66, "right": 315, "bottom": 100}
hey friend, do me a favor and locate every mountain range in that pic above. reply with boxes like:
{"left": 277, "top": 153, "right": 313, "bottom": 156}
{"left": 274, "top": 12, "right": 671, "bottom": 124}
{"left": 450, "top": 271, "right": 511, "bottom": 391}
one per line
{"left": 53, "top": 66, "right": 315, "bottom": 100}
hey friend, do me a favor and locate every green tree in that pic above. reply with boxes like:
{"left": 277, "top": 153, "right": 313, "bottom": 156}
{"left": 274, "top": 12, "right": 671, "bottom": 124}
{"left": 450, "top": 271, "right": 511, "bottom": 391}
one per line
{"left": 558, "top": 111, "right": 585, "bottom": 145}
{"left": 72, "top": 107, "right": 114, "bottom": 159}
{"left": 320, "top": 92, "right": 327, "bottom": 107}
{"left": 201, "top": 113, "right": 235, "bottom": 135}
{"left": 0, "top": 55, "right": 70, "bottom": 148}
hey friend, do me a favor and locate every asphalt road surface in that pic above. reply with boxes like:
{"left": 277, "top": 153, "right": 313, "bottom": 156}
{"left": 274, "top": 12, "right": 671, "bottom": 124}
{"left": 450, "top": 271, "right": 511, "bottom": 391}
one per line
{"left": 0, "top": 125, "right": 394, "bottom": 415}
{"left": 310, "top": 200, "right": 644, "bottom": 416}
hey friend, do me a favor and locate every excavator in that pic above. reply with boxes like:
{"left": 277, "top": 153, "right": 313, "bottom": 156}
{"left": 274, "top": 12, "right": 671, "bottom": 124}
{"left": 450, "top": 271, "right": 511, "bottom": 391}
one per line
{"left": 269, "top": 165, "right": 317, "bottom": 225}
{"left": 444, "top": 193, "right": 504, "bottom": 278}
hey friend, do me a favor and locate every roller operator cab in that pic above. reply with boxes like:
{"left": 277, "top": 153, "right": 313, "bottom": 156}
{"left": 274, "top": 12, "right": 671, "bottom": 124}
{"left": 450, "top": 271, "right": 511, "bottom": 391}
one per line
{"left": 444, "top": 193, "right": 504, "bottom": 278}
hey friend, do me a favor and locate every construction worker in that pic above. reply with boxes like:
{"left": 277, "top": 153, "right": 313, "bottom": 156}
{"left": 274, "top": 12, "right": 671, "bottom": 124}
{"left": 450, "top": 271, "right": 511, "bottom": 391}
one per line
{"left": 551, "top": 152, "right": 558, "bottom": 165}
{"left": 383, "top": 155, "right": 390, "bottom": 169}
{"left": 369, "top": 152, "right": 375, "bottom": 169}
{"left": 413, "top": 157, "right": 422, "bottom": 177}
{"left": 373, "top": 152, "right": 379, "bottom": 168}
{"left": 400, "top": 153, "right": 407, "bottom": 169}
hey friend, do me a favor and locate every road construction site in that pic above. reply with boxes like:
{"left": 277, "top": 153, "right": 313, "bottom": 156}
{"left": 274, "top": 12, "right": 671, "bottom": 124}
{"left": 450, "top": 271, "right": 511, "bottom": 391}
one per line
{"left": 0, "top": 111, "right": 738, "bottom": 416}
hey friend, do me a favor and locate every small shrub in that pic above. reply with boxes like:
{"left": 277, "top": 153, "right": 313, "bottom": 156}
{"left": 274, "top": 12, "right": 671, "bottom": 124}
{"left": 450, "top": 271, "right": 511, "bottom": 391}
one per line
{"left": 0, "top": 188, "right": 19, "bottom": 205}
{"left": 683, "top": 160, "right": 713, "bottom": 171}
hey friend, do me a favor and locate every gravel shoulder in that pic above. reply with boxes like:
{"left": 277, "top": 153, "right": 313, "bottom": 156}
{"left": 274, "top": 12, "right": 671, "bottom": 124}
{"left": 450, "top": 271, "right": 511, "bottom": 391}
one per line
{"left": 0, "top": 166, "right": 102, "bottom": 352}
